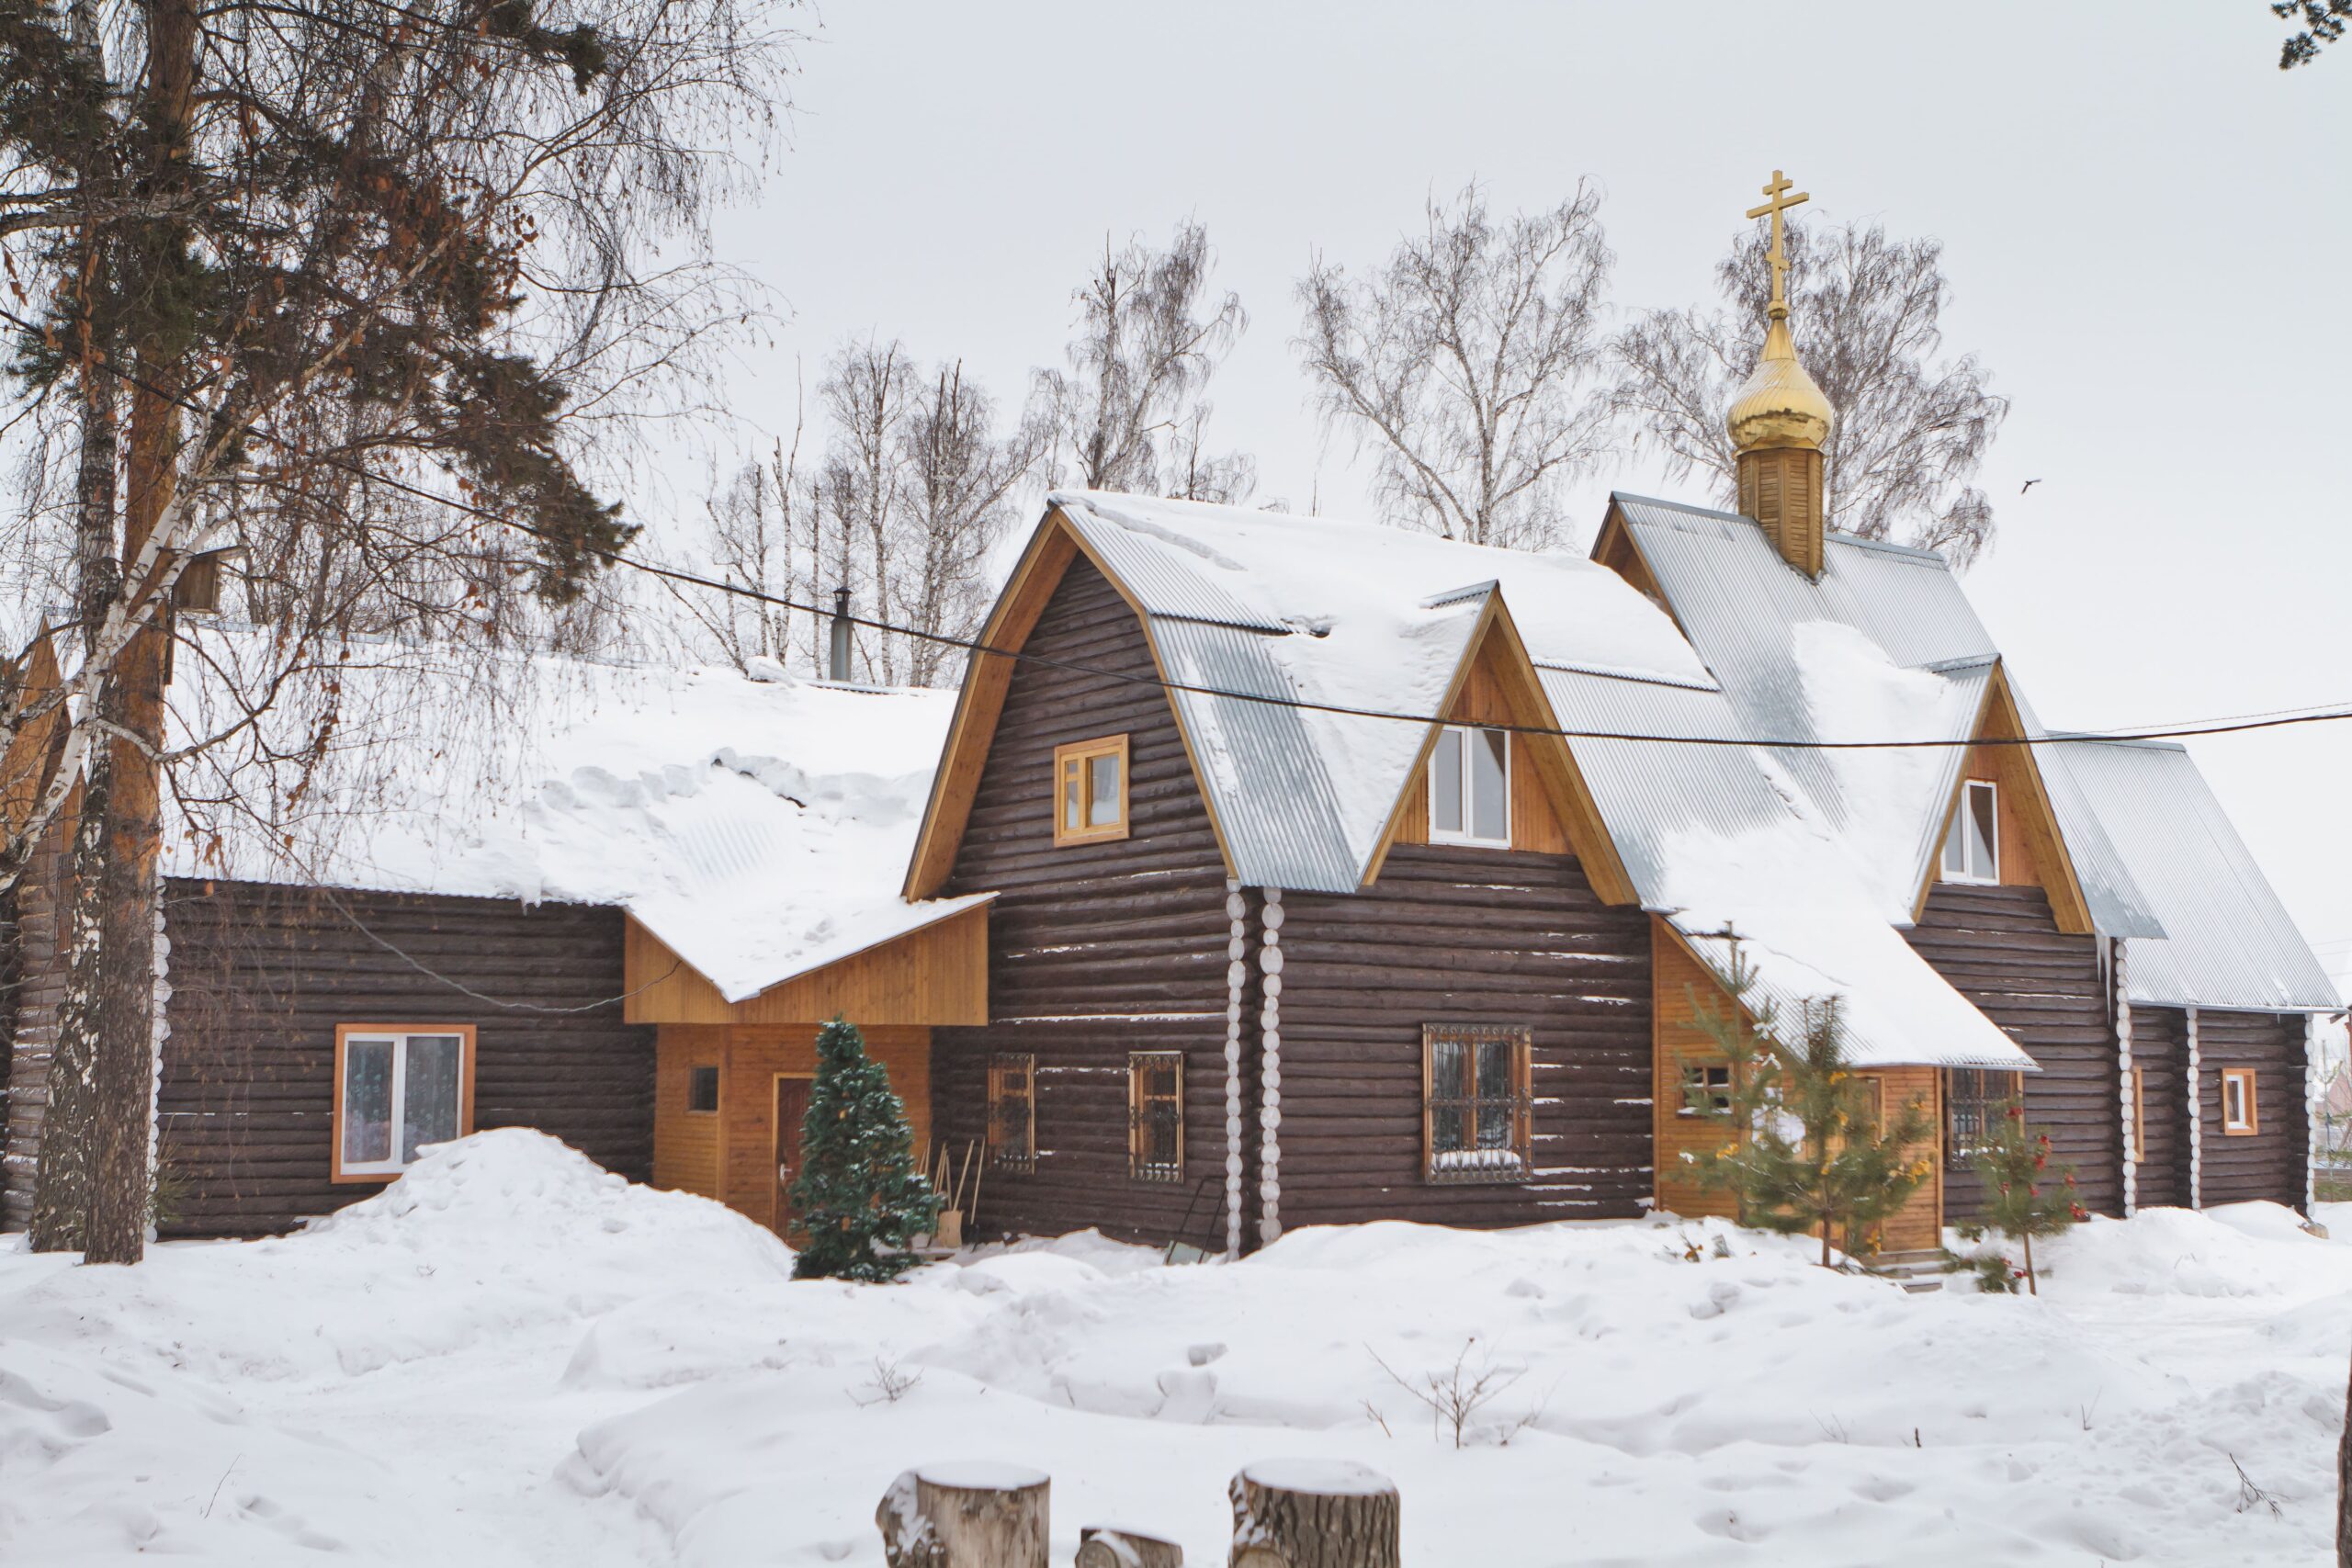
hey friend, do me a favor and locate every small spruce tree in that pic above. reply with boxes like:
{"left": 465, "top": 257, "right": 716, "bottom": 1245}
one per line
{"left": 1969, "top": 1101, "right": 2086, "bottom": 1296}
{"left": 1684, "top": 941, "right": 1938, "bottom": 1269}
{"left": 788, "top": 1017, "right": 940, "bottom": 1282}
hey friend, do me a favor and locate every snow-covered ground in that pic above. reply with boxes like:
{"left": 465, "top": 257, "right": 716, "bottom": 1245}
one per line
{"left": 6, "top": 1132, "right": 2346, "bottom": 1566}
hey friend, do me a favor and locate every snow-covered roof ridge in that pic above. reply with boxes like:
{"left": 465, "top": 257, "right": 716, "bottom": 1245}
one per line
{"left": 159, "top": 627, "right": 976, "bottom": 1004}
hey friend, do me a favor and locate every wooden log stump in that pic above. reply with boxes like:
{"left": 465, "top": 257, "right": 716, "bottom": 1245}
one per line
{"left": 1077, "top": 1526, "right": 1184, "bottom": 1567}
{"left": 877, "top": 1463, "right": 1050, "bottom": 1568}
{"left": 1227, "top": 1461, "right": 1398, "bottom": 1568}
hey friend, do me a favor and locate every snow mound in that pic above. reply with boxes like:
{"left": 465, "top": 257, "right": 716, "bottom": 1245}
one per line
{"left": 2, "top": 1131, "right": 791, "bottom": 1383}
{"left": 2036, "top": 1203, "right": 2352, "bottom": 1298}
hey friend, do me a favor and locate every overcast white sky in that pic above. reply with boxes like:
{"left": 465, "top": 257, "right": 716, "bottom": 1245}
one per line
{"left": 681, "top": 2, "right": 2352, "bottom": 994}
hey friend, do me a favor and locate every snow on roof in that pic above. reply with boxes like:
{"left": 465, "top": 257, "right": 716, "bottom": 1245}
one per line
{"left": 1046, "top": 491, "right": 2029, "bottom": 1069}
{"left": 1610, "top": 493, "right": 2163, "bottom": 939}
{"left": 2049, "top": 739, "right": 2339, "bottom": 1012}
{"left": 162, "top": 630, "right": 983, "bottom": 1004}
{"left": 1051, "top": 490, "right": 1711, "bottom": 893}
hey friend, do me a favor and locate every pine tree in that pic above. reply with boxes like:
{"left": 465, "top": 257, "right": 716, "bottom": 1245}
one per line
{"left": 788, "top": 1017, "right": 939, "bottom": 1282}
{"left": 1969, "top": 1101, "right": 2086, "bottom": 1296}
{"left": 1684, "top": 941, "right": 1938, "bottom": 1269}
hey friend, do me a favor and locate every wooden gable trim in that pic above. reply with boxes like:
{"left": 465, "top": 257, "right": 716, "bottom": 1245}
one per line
{"left": 623, "top": 901, "right": 990, "bottom": 1027}
{"left": 1911, "top": 663, "right": 2095, "bottom": 935}
{"left": 902, "top": 504, "right": 1247, "bottom": 900}
{"left": 1590, "top": 503, "right": 1682, "bottom": 634}
{"left": 1359, "top": 595, "right": 1638, "bottom": 905}
{"left": 2, "top": 623, "right": 69, "bottom": 840}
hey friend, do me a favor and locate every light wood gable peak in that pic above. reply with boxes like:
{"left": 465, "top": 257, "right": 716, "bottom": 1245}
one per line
{"left": 622, "top": 901, "right": 990, "bottom": 1028}
{"left": 1359, "top": 593, "right": 1637, "bottom": 904}
{"left": 1590, "top": 502, "right": 1685, "bottom": 634}
{"left": 1913, "top": 661, "right": 2095, "bottom": 935}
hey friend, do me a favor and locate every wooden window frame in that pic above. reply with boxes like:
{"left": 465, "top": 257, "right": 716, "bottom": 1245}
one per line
{"left": 1420, "top": 1023, "right": 1532, "bottom": 1184}
{"left": 1052, "top": 734, "right": 1131, "bottom": 846}
{"left": 987, "top": 1052, "right": 1037, "bottom": 1172}
{"left": 686, "top": 1064, "right": 721, "bottom": 1116}
{"left": 1944, "top": 1067, "right": 2021, "bottom": 1164}
{"left": 2130, "top": 1065, "right": 2146, "bottom": 1163}
{"left": 1126, "top": 1051, "right": 1185, "bottom": 1184}
{"left": 1942, "top": 778, "right": 2001, "bottom": 886}
{"left": 331, "top": 1022, "right": 478, "bottom": 1184}
{"left": 1426, "top": 725, "right": 1513, "bottom": 848}
{"left": 1677, "top": 1058, "right": 1734, "bottom": 1119}
{"left": 2222, "top": 1067, "right": 2259, "bottom": 1135}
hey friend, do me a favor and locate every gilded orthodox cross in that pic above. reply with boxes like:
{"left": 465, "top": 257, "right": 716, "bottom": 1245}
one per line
{"left": 1745, "top": 169, "right": 1809, "bottom": 319}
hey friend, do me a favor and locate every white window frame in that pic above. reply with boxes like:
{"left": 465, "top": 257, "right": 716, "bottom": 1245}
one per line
{"left": 1942, "top": 778, "right": 2001, "bottom": 886}
{"left": 1427, "top": 725, "right": 1512, "bottom": 848}
{"left": 2222, "top": 1067, "right": 2258, "bottom": 1135}
{"left": 334, "top": 1025, "right": 474, "bottom": 1182}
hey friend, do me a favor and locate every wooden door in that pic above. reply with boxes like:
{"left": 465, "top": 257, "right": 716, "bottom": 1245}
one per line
{"left": 772, "top": 1075, "right": 813, "bottom": 1235}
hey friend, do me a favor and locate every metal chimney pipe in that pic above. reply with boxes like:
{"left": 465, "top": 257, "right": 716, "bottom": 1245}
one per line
{"left": 829, "top": 586, "right": 853, "bottom": 682}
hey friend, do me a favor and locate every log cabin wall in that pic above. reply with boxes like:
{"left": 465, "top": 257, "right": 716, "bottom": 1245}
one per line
{"left": 1906, "top": 883, "right": 2118, "bottom": 1218}
{"left": 931, "top": 557, "right": 1234, "bottom": 1249}
{"left": 1275, "top": 845, "right": 1653, "bottom": 1228}
{"left": 0, "top": 817, "right": 70, "bottom": 1232}
{"left": 2129, "top": 1006, "right": 2191, "bottom": 1210}
{"left": 2195, "top": 1009, "right": 2306, "bottom": 1209}
{"left": 149, "top": 879, "right": 652, "bottom": 1239}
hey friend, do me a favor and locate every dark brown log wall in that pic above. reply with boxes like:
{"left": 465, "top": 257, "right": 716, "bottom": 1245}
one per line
{"left": 2197, "top": 1009, "right": 2306, "bottom": 1210}
{"left": 933, "top": 557, "right": 1235, "bottom": 1249}
{"left": 154, "top": 878, "right": 652, "bottom": 1238}
{"left": 0, "top": 819, "right": 69, "bottom": 1231}
{"left": 2131, "top": 1006, "right": 2190, "bottom": 1210}
{"left": 1908, "top": 884, "right": 2120, "bottom": 1218}
{"left": 1274, "top": 844, "right": 1653, "bottom": 1227}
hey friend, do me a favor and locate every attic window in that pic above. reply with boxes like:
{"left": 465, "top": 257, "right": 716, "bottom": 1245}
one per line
{"left": 1053, "top": 735, "right": 1129, "bottom": 846}
{"left": 1429, "top": 726, "right": 1510, "bottom": 847}
{"left": 1941, "top": 778, "right": 1999, "bottom": 885}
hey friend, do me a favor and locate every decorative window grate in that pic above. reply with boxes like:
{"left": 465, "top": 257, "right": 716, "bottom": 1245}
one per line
{"left": 1945, "top": 1067, "right": 2022, "bottom": 1164}
{"left": 987, "top": 1053, "right": 1036, "bottom": 1172}
{"left": 1127, "top": 1052, "right": 1184, "bottom": 1183}
{"left": 1423, "top": 1024, "right": 1532, "bottom": 1184}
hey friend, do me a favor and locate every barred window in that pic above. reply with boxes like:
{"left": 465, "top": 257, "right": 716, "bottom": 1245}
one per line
{"left": 1128, "top": 1052, "right": 1184, "bottom": 1183}
{"left": 1679, "top": 1060, "right": 1733, "bottom": 1117}
{"left": 1945, "top": 1067, "right": 2021, "bottom": 1162}
{"left": 1422, "top": 1024, "right": 1531, "bottom": 1182}
{"left": 987, "top": 1053, "right": 1035, "bottom": 1172}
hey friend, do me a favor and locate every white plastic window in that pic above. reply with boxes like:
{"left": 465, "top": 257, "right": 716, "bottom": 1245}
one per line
{"left": 1941, "top": 779, "right": 1999, "bottom": 885}
{"left": 339, "top": 1031, "right": 465, "bottom": 1176}
{"left": 1428, "top": 726, "right": 1510, "bottom": 846}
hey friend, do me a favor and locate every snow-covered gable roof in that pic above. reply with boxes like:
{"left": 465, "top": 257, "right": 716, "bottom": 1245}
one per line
{"left": 1608, "top": 493, "right": 2163, "bottom": 939}
{"left": 2049, "top": 739, "right": 2340, "bottom": 1012}
{"left": 1040, "top": 491, "right": 2030, "bottom": 1071}
{"left": 162, "top": 632, "right": 986, "bottom": 1005}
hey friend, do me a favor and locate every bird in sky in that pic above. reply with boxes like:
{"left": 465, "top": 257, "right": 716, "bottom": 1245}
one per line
{"left": 2020, "top": 479, "right": 2042, "bottom": 495}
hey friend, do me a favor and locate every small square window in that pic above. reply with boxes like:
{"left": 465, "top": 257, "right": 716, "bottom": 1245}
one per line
{"left": 2222, "top": 1068, "right": 2257, "bottom": 1135}
{"left": 1679, "top": 1061, "right": 1734, "bottom": 1117}
{"left": 687, "top": 1065, "right": 720, "bottom": 1114}
{"left": 1941, "top": 779, "right": 1999, "bottom": 885}
{"left": 1428, "top": 726, "right": 1510, "bottom": 847}
{"left": 1053, "top": 735, "right": 1129, "bottom": 845}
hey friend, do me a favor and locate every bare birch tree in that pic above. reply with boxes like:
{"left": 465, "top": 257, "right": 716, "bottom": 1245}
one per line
{"left": 1295, "top": 181, "right": 1614, "bottom": 551}
{"left": 1031, "top": 220, "right": 1253, "bottom": 503}
{"left": 0, "top": 0, "right": 793, "bottom": 1260}
{"left": 890, "top": 362, "right": 1031, "bottom": 686}
{"left": 1614, "top": 217, "right": 2010, "bottom": 566}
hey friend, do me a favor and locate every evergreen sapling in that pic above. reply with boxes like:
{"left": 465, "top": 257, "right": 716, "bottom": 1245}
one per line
{"left": 1682, "top": 939, "right": 1937, "bottom": 1269}
{"left": 1967, "top": 1101, "right": 2085, "bottom": 1295}
{"left": 788, "top": 1017, "right": 939, "bottom": 1282}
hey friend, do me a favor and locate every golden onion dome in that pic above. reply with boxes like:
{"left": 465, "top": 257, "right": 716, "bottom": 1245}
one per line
{"left": 1725, "top": 314, "right": 1833, "bottom": 453}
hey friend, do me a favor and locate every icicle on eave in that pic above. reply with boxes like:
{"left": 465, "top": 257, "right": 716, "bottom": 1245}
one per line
{"left": 1223, "top": 878, "right": 1245, "bottom": 1260}
{"left": 1257, "top": 888, "right": 1283, "bottom": 1248}
{"left": 2186, "top": 1005, "right": 2202, "bottom": 1210}
{"left": 2115, "top": 939, "right": 2135, "bottom": 1218}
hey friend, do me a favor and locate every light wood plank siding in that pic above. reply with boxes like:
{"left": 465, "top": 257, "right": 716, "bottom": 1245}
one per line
{"left": 1653, "top": 923, "right": 1736, "bottom": 1221}
{"left": 623, "top": 907, "right": 988, "bottom": 1028}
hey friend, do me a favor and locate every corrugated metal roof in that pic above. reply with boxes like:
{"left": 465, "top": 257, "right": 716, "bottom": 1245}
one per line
{"left": 1611, "top": 493, "right": 2163, "bottom": 940}
{"left": 2051, "top": 739, "right": 2340, "bottom": 1011}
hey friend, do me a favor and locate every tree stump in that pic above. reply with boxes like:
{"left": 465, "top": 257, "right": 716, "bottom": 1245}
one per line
{"left": 1077, "top": 1526, "right": 1185, "bottom": 1567}
{"left": 1227, "top": 1461, "right": 1398, "bottom": 1568}
{"left": 877, "top": 1463, "right": 1050, "bottom": 1568}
